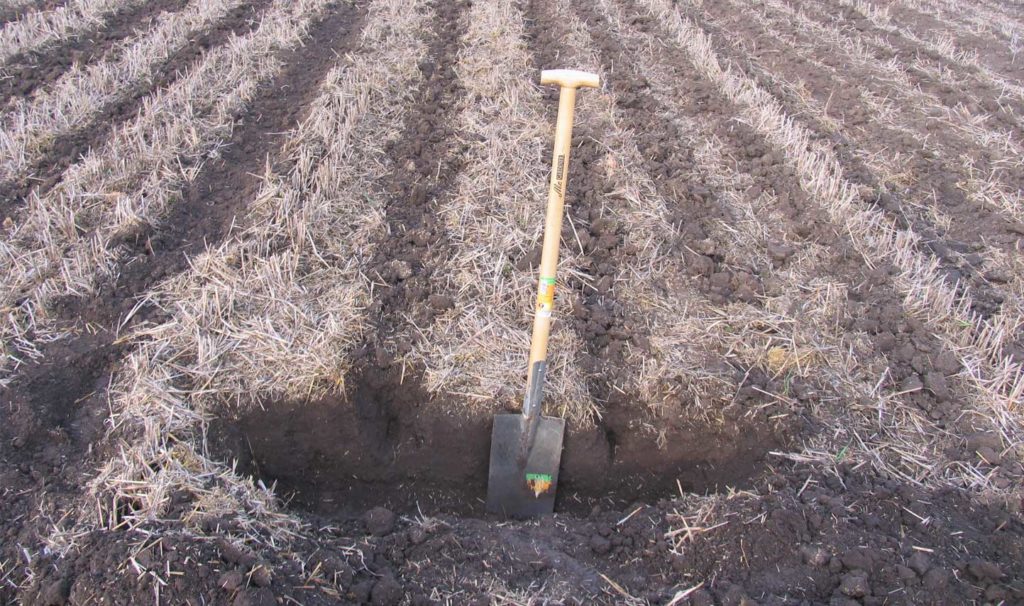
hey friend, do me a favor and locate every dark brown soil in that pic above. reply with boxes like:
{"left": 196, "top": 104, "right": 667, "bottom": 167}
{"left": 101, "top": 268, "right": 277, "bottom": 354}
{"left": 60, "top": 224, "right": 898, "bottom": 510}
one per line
{"left": 0, "top": 0, "right": 190, "bottom": 105}
{"left": 0, "top": 0, "right": 67, "bottom": 26}
{"left": 2, "top": 0, "right": 370, "bottom": 459}
{"left": 843, "top": 0, "right": 1024, "bottom": 141}
{"left": 692, "top": 0, "right": 1018, "bottom": 321}
{"left": 886, "top": 0, "right": 1024, "bottom": 79}
{"left": 203, "top": 0, "right": 794, "bottom": 523}
{"left": 634, "top": 0, "right": 1012, "bottom": 431}
{"left": 0, "top": 0, "right": 276, "bottom": 218}
{"left": 13, "top": 462, "right": 1024, "bottom": 604}
{"left": 0, "top": 1, "right": 370, "bottom": 600}
{"left": 2, "top": 0, "right": 1023, "bottom": 603}
{"left": 359, "top": 0, "right": 469, "bottom": 347}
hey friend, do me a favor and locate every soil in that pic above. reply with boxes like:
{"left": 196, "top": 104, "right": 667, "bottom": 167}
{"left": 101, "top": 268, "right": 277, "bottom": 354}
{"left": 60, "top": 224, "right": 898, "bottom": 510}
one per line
{"left": 0, "top": 0, "right": 190, "bottom": 105}
{"left": 0, "top": 0, "right": 275, "bottom": 217}
{"left": 12, "top": 462, "right": 1024, "bottom": 605}
{"left": 0, "top": 0, "right": 370, "bottom": 473}
{"left": 622, "top": 0, "right": 1011, "bottom": 431}
{"left": 691, "top": 0, "right": 1020, "bottom": 320}
{"left": 207, "top": 0, "right": 785, "bottom": 520}
{"left": 1, "top": 0, "right": 1023, "bottom": 603}
{"left": 0, "top": 0, "right": 68, "bottom": 26}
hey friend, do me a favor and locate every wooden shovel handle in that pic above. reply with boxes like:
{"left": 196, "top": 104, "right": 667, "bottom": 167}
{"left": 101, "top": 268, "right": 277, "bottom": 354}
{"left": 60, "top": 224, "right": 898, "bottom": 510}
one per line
{"left": 523, "top": 70, "right": 600, "bottom": 411}
{"left": 540, "top": 69, "right": 601, "bottom": 89}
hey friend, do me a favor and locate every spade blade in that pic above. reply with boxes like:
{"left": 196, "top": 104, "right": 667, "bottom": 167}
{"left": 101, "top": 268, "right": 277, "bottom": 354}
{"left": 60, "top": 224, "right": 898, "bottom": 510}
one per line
{"left": 486, "top": 413, "right": 565, "bottom": 517}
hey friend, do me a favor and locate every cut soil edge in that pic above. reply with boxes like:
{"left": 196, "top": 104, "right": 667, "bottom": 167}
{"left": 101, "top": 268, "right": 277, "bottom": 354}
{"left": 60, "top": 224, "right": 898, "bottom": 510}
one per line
{"left": 207, "top": 362, "right": 785, "bottom": 519}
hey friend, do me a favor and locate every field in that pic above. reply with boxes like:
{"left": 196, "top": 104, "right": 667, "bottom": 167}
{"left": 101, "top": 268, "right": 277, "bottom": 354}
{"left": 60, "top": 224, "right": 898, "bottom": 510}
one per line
{"left": 0, "top": 0, "right": 1022, "bottom": 602}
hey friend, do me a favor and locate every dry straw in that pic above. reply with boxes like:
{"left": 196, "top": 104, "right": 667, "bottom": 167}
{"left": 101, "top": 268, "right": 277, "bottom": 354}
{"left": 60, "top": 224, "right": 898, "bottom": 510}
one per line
{"left": 550, "top": 0, "right": 769, "bottom": 421}
{"left": 720, "top": 0, "right": 1024, "bottom": 341}
{"left": 642, "top": 0, "right": 1023, "bottom": 486}
{"left": 841, "top": 0, "right": 1024, "bottom": 97}
{"left": 0, "top": 0, "right": 247, "bottom": 182}
{"left": 747, "top": 0, "right": 1024, "bottom": 224}
{"left": 594, "top": 0, "right": 957, "bottom": 485}
{"left": 408, "top": 0, "right": 595, "bottom": 424}
{"left": 86, "top": 0, "right": 432, "bottom": 537}
{"left": 0, "top": 0, "right": 335, "bottom": 384}
{"left": 0, "top": 0, "right": 147, "bottom": 64}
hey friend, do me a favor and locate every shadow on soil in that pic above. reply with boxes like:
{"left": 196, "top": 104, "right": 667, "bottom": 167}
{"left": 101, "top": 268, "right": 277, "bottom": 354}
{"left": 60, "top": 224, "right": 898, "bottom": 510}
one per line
{"left": 209, "top": 367, "right": 785, "bottom": 519}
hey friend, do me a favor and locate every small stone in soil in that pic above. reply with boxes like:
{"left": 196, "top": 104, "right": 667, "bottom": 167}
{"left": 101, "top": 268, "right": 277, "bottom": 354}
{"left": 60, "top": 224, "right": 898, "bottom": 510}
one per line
{"left": 250, "top": 562, "right": 272, "bottom": 587}
{"left": 371, "top": 575, "right": 404, "bottom": 606}
{"left": 219, "top": 570, "right": 243, "bottom": 591}
{"left": 364, "top": 506, "right": 397, "bottom": 536}
{"left": 800, "top": 544, "right": 829, "bottom": 567}
{"left": 839, "top": 572, "right": 870, "bottom": 598}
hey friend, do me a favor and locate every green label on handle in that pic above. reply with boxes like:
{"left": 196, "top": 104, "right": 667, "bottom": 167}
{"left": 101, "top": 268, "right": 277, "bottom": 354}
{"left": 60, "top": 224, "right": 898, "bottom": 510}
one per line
{"left": 525, "top": 473, "right": 554, "bottom": 498}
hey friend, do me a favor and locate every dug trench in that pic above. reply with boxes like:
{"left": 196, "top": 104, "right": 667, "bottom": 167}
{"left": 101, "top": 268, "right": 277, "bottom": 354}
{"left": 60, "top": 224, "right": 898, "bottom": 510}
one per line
{"left": 208, "top": 367, "right": 784, "bottom": 518}
{"left": 207, "top": 0, "right": 792, "bottom": 522}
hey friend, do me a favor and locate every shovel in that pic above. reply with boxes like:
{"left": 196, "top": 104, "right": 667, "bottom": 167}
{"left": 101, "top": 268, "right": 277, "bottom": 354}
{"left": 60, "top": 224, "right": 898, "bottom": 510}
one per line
{"left": 486, "top": 69, "right": 600, "bottom": 517}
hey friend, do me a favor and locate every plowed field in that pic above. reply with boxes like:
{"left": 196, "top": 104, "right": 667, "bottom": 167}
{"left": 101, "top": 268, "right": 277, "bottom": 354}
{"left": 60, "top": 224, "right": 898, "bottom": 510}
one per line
{"left": 1, "top": 0, "right": 1022, "bottom": 603}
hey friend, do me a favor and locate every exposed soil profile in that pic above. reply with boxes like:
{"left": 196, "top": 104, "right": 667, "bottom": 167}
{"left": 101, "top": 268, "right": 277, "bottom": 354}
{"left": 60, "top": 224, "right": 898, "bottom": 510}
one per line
{"left": 208, "top": 369, "right": 786, "bottom": 518}
{"left": 1, "top": 0, "right": 1023, "bottom": 603}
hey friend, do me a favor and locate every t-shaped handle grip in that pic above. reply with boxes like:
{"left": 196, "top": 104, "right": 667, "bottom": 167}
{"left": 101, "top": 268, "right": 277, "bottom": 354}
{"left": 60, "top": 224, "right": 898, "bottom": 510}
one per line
{"left": 540, "top": 69, "right": 600, "bottom": 89}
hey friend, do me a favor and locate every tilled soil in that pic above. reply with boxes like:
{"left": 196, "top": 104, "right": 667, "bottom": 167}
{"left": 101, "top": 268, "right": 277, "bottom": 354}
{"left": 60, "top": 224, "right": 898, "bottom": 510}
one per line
{"left": 11, "top": 463, "right": 1024, "bottom": 605}
{"left": 210, "top": 0, "right": 784, "bottom": 520}
{"left": 0, "top": 0, "right": 68, "bottom": 27}
{"left": 0, "top": 0, "right": 190, "bottom": 104}
{"left": 577, "top": 0, "right": 976, "bottom": 435}
{"left": 699, "top": 0, "right": 1022, "bottom": 318}
{"left": 0, "top": 0, "right": 276, "bottom": 215}
{"left": 1, "top": 0, "right": 1023, "bottom": 603}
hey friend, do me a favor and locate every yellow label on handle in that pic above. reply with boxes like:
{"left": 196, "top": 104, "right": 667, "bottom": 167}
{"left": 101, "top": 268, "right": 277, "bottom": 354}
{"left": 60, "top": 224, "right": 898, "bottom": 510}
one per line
{"left": 536, "top": 277, "right": 555, "bottom": 317}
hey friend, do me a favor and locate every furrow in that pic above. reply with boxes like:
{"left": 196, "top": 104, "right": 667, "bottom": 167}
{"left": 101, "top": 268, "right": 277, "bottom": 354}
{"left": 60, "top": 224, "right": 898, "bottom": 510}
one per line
{"left": 86, "top": 0, "right": 430, "bottom": 531}
{"left": 526, "top": 0, "right": 801, "bottom": 491}
{"left": 357, "top": 0, "right": 469, "bottom": 366}
{"left": 0, "top": 0, "right": 346, "bottom": 385}
{"left": 637, "top": 0, "right": 1024, "bottom": 489}
{"left": 590, "top": 0, "right": 972, "bottom": 486}
{"left": 521, "top": 0, "right": 655, "bottom": 414}
{"left": 794, "top": 0, "right": 1024, "bottom": 159}
{"left": 693, "top": 0, "right": 1024, "bottom": 322}
{"left": 0, "top": 0, "right": 66, "bottom": 26}
{"left": 0, "top": 0, "right": 181, "bottom": 99}
{"left": 0, "top": 0, "right": 369, "bottom": 459}
{"left": 735, "top": 0, "right": 1024, "bottom": 235}
{"left": 408, "top": 0, "right": 595, "bottom": 424}
{"left": 856, "top": 0, "right": 1024, "bottom": 80}
{"left": 0, "top": 0, "right": 270, "bottom": 212}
